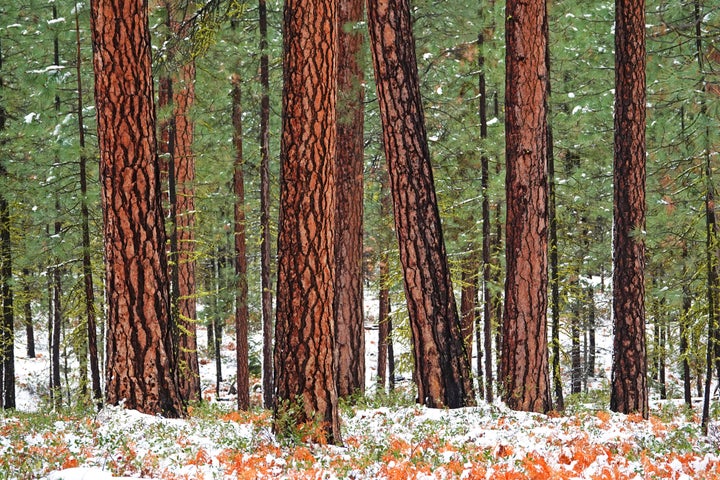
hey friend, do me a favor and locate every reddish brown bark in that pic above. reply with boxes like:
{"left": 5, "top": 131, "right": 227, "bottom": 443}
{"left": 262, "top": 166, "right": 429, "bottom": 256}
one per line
{"left": 173, "top": 57, "right": 200, "bottom": 404}
{"left": 367, "top": 0, "right": 474, "bottom": 408}
{"left": 334, "top": 0, "right": 365, "bottom": 399}
{"left": 90, "top": 0, "right": 183, "bottom": 417}
{"left": 232, "top": 74, "right": 250, "bottom": 411}
{"left": 273, "top": 0, "right": 341, "bottom": 444}
{"left": 501, "top": 0, "right": 552, "bottom": 413}
{"left": 610, "top": 0, "right": 648, "bottom": 419}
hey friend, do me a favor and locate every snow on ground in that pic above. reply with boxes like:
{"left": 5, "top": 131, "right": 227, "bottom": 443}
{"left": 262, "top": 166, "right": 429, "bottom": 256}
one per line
{"left": 4, "top": 283, "right": 720, "bottom": 478}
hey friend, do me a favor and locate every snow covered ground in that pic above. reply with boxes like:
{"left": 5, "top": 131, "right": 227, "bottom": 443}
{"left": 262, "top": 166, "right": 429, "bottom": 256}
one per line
{"left": 3, "top": 287, "right": 720, "bottom": 478}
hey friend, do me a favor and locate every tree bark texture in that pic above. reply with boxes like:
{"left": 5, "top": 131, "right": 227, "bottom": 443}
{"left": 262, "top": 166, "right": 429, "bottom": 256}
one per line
{"left": 173, "top": 57, "right": 200, "bottom": 404}
{"left": 232, "top": 75, "right": 250, "bottom": 410}
{"left": 0, "top": 176, "right": 14, "bottom": 409}
{"left": 502, "top": 0, "right": 552, "bottom": 413}
{"left": 90, "top": 0, "right": 183, "bottom": 417}
{"left": 367, "top": 0, "right": 475, "bottom": 409}
{"left": 334, "top": 0, "right": 366, "bottom": 400}
{"left": 610, "top": 0, "right": 648, "bottom": 419}
{"left": 273, "top": 0, "right": 341, "bottom": 444}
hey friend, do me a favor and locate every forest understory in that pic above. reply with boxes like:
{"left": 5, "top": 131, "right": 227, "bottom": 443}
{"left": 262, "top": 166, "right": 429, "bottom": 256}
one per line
{"left": 2, "top": 304, "right": 720, "bottom": 480}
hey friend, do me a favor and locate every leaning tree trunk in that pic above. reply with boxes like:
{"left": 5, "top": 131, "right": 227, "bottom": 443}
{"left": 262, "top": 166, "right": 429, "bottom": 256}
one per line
{"left": 232, "top": 74, "right": 250, "bottom": 411}
{"left": 90, "top": 0, "right": 183, "bottom": 417}
{"left": 610, "top": 0, "right": 648, "bottom": 419}
{"left": 334, "top": 0, "right": 366, "bottom": 399}
{"left": 501, "top": 0, "right": 552, "bottom": 413}
{"left": 273, "top": 0, "right": 341, "bottom": 444}
{"left": 367, "top": 0, "right": 475, "bottom": 409}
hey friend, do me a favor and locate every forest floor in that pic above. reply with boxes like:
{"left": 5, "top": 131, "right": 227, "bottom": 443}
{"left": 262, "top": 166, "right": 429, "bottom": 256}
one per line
{"left": 2, "top": 301, "right": 720, "bottom": 479}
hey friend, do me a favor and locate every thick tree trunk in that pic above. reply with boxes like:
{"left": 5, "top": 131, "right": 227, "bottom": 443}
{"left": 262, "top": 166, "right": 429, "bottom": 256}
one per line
{"left": 273, "top": 0, "right": 341, "bottom": 444}
{"left": 610, "top": 0, "right": 648, "bottom": 419}
{"left": 334, "top": 0, "right": 365, "bottom": 399}
{"left": 502, "top": 0, "right": 552, "bottom": 413}
{"left": 367, "top": 0, "right": 475, "bottom": 409}
{"left": 232, "top": 75, "right": 250, "bottom": 410}
{"left": 258, "top": 0, "right": 274, "bottom": 411}
{"left": 90, "top": 0, "right": 183, "bottom": 417}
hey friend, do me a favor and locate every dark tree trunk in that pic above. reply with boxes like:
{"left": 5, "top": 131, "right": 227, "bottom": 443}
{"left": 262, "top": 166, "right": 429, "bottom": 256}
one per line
{"left": 367, "top": 0, "right": 475, "bottom": 409}
{"left": 334, "top": 0, "right": 366, "bottom": 399}
{"left": 571, "top": 291, "right": 582, "bottom": 395}
{"left": 0, "top": 39, "right": 14, "bottom": 409}
{"left": 587, "top": 286, "right": 596, "bottom": 378}
{"left": 502, "top": 0, "right": 552, "bottom": 413}
{"left": 258, "top": 0, "right": 274, "bottom": 411}
{"left": 90, "top": 0, "right": 183, "bottom": 417}
{"left": 547, "top": 36, "right": 564, "bottom": 411}
{"left": 610, "top": 0, "right": 648, "bottom": 419}
{"left": 74, "top": 9, "right": 102, "bottom": 405}
{"left": 22, "top": 270, "right": 35, "bottom": 359}
{"left": 273, "top": 0, "right": 341, "bottom": 444}
{"left": 232, "top": 75, "right": 250, "bottom": 411}
{"left": 51, "top": 217, "right": 62, "bottom": 408}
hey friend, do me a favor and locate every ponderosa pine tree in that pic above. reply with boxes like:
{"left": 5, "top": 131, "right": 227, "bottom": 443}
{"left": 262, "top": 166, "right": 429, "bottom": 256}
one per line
{"left": 273, "top": 0, "right": 341, "bottom": 443}
{"left": 90, "top": 0, "right": 183, "bottom": 417}
{"left": 334, "top": 0, "right": 365, "bottom": 400}
{"left": 610, "top": 0, "right": 648, "bottom": 418}
{"left": 231, "top": 74, "right": 250, "bottom": 411}
{"left": 367, "top": 0, "right": 475, "bottom": 409}
{"left": 501, "top": 0, "right": 552, "bottom": 413}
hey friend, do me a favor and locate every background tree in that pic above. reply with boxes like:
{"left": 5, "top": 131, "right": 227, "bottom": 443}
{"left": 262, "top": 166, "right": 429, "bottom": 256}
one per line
{"left": 90, "top": 0, "right": 183, "bottom": 417}
{"left": 273, "top": 0, "right": 341, "bottom": 443}
{"left": 610, "top": 0, "right": 648, "bottom": 418}
{"left": 501, "top": 0, "right": 552, "bottom": 413}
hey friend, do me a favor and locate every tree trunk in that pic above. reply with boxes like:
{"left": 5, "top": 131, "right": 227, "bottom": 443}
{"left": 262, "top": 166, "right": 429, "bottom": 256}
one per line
{"left": 367, "top": 0, "right": 475, "bottom": 409}
{"left": 377, "top": 256, "right": 390, "bottom": 390}
{"left": 273, "top": 0, "right": 341, "bottom": 444}
{"left": 0, "top": 41, "right": 15, "bottom": 409}
{"left": 502, "top": 0, "right": 552, "bottom": 413}
{"left": 22, "top": 271, "right": 35, "bottom": 359}
{"left": 571, "top": 291, "right": 582, "bottom": 395}
{"left": 587, "top": 286, "right": 596, "bottom": 378}
{"left": 232, "top": 75, "right": 250, "bottom": 411}
{"left": 173, "top": 56, "right": 200, "bottom": 405}
{"left": 258, "top": 0, "right": 274, "bottom": 411}
{"left": 90, "top": 0, "right": 183, "bottom": 417}
{"left": 610, "top": 0, "right": 648, "bottom": 419}
{"left": 334, "top": 0, "right": 365, "bottom": 400}
{"left": 74, "top": 8, "right": 102, "bottom": 405}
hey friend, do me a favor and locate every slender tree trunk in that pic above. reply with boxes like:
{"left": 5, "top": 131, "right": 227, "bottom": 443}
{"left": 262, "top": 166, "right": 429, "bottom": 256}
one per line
{"left": 571, "top": 289, "right": 582, "bottom": 395}
{"left": 74, "top": 8, "right": 102, "bottom": 405}
{"left": 0, "top": 39, "right": 14, "bottom": 409}
{"left": 258, "top": 0, "right": 274, "bottom": 411}
{"left": 387, "top": 306, "right": 396, "bottom": 392}
{"left": 232, "top": 75, "right": 250, "bottom": 410}
{"left": 22, "top": 271, "right": 35, "bottom": 359}
{"left": 52, "top": 212, "right": 63, "bottom": 408}
{"left": 334, "top": 0, "right": 365, "bottom": 399}
{"left": 273, "top": 0, "right": 341, "bottom": 444}
{"left": 547, "top": 35, "right": 564, "bottom": 410}
{"left": 90, "top": 0, "right": 183, "bottom": 417}
{"left": 610, "top": 0, "right": 648, "bottom": 418}
{"left": 367, "top": 0, "right": 475, "bottom": 409}
{"left": 377, "top": 256, "right": 390, "bottom": 390}
{"left": 502, "top": 0, "right": 552, "bottom": 413}
{"left": 587, "top": 286, "right": 596, "bottom": 378}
